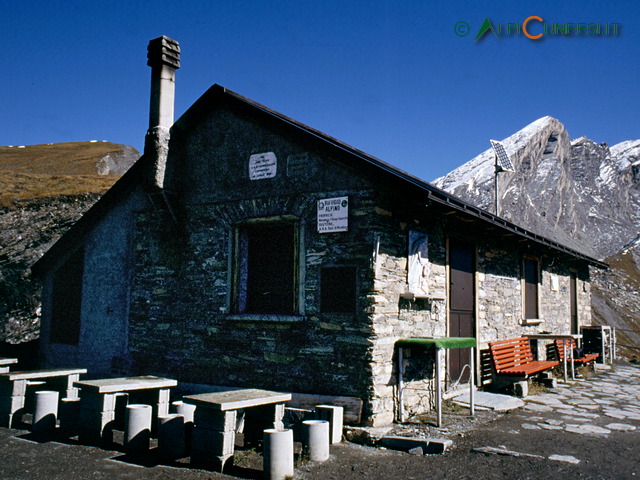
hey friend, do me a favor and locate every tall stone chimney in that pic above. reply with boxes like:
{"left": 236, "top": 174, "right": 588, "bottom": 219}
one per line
{"left": 147, "top": 36, "right": 180, "bottom": 129}
{"left": 144, "top": 36, "right": 180, "bottom": 190}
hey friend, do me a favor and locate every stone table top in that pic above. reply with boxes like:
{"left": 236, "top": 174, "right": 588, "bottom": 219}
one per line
{"left": 74, "top": 375, "right": 177, "bottom": 393}
{"left": 2, "top": 367, "right": 87, "bottom": 381}
{"left": 184, "top": 388, "right": 291, "bottom": 411}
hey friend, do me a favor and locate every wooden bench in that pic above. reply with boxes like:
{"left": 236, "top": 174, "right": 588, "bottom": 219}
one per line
{"left": 555, "top": 339, "right": 599, "bottom": 366}
{"left": 489, "top": 337, "right": 559, "bottom": 377}
{"left": 0, "top": 368, "right": 87, "bottom": 427}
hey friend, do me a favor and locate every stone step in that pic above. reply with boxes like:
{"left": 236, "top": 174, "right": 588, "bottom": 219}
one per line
{"left": 379, "top": 435, "right": 453, "bottom": 455}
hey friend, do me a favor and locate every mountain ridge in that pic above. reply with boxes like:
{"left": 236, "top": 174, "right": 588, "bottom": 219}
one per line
{"left": 0, "top": 141, "right": 139, "bottom": 343}
{"left": 0, "top": 141, "right": 139, "bottom": 208}
{"left": 434, "top": 116, "right": 640, "bottom": 359}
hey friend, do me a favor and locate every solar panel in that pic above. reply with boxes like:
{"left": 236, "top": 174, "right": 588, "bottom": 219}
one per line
{"left": 490, "top": 140, "right": 515, "bottom": 172}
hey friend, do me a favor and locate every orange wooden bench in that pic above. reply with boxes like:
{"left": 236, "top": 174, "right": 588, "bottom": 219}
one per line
{"left": 554, "top": 339, "right": 599, "bottom": 365}
{"left": 489, "top": 337, "right": 559, "bottom": 377}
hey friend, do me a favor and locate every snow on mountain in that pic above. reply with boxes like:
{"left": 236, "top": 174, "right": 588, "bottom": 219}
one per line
{"left": 433, "top": 117, "right": 640, "bottom": 359}
{"left": 610, "top": 139, "right": 640, "bottom": 162}
{"left": 435, "top": 116, "right": 564, "bottom": 199}
{"left": 433, "top": 117, "right": 640, "bottom": 259}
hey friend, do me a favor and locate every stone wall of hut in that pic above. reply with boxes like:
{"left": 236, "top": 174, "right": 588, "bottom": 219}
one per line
{"left": 39, "top": 102, "right": 594, "bottom": 427}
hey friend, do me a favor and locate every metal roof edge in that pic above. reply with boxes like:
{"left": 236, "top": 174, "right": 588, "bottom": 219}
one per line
{"left": 216, "top": 86, "right": 608, "bottom": 269}
{"left": 32, "top": 83, "right": 608, "bottom": 274}
{"left": 426, "top": 190, "right": 608, "bottom": 269}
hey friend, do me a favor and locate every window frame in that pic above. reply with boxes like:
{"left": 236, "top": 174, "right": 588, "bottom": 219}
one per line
{"left": 231, "top": 216, "right": 303, "bottom": 318}
{"left": 320, "top": 265, "right": 358, "bottom": 314}
{"left": 521, "top": 255, "right": 540, "bottom": 321}
{"left": 50, "top": 247, "right": 84, "bottom": 345}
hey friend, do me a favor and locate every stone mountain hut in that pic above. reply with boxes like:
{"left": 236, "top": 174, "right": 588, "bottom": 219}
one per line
{"left": 32, "top": 37, "right": 606, "bottom": 426}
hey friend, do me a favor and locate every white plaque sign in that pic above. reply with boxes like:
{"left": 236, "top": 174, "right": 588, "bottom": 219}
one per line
{"left": 317, "top": 196, "right": 349, "bottom": 233}
{"left": 249, "top": 152, "right": 277, "bottom": 180}
{"left": 408, "top": 230, "right": 429, "bottom": 295}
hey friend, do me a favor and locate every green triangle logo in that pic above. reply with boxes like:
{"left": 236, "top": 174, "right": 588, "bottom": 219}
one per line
{"left": 475, "top": 17, "right": 497, "bottom": 40}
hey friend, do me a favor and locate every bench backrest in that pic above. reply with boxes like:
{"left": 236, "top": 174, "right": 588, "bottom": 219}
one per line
{"left": 488, "top": 337, "right": 535, "bottom": 373}
{"left": 554, "top": 339, "right": 577, "bottom": 361}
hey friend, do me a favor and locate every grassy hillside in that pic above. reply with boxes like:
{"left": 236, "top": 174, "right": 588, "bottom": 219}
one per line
{"left": 1, "top": 141, "right": 139, "bottom": 343}
{"left": 0, "top": 141, "right": 138, "bottom": 207}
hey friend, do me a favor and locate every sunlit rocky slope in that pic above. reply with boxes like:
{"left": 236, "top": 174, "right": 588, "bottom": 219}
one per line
{"left": 434, "top": 117, "right": 640, "bottom": 360}
{"left": 0, "top": 141, "right": 139, "bottom": 343}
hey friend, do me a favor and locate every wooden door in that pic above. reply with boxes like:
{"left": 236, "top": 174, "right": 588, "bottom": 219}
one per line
{"left": 448, "top": 238, "right": 475, "bottom": 384}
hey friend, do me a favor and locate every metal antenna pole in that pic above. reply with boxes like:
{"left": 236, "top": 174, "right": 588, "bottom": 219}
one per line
{"left": 494, "top": 155, "right": 499, "bottom": 216}
{"left": 489, "top": 140, "right": 514, "bottom": 217}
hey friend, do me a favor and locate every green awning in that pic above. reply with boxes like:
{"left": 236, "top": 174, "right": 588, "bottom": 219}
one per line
{"left": 396, "top": 337, "right": 476, "bottom": 349}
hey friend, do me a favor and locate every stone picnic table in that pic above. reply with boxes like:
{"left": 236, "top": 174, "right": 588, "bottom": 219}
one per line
{"left": 0, "top": 367, "right": 87, "bottom": 428}
{"left": 183, "top": 388, "right": 292, "bottom": 471}
{"left": 0, "top": 358, "right": 18, "bottom": 373}
{"left": 525, "top": 333, "right": 582, "bottom": 382}
{"left": 74, "top": 375, "right": 177, "bottom": 445}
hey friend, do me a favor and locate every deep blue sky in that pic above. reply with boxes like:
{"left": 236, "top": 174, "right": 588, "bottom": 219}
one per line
{"left": 3, "top": 1, "right": 638, "bottom": 181}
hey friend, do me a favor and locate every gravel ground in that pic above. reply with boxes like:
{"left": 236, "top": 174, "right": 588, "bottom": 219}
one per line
{"left": 1, "top": 365, "right": 638, "bottom": 479}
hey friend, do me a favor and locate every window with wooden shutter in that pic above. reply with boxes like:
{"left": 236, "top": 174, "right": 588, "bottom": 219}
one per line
{"left": 523, "top": 257, "right": 539, "bottom": 320}
{"left": 234, "top": 220, "right": 299, "bottom": 315}
{"left": 50, "top": 248, "right": 84, "bottom": 345}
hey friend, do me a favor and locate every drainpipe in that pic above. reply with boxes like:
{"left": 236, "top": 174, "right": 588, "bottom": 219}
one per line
{"left": 144, "top": 35, "right": 180, "bottom": 191}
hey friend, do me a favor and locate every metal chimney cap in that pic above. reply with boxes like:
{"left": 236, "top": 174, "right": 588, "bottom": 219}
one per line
{"left": 147, "top": 36, "right": 180, "bottom": 69}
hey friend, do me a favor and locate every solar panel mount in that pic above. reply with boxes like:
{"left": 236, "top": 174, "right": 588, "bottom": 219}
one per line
{"left": 490, "top": 139, "right": 515, "bottom": 172}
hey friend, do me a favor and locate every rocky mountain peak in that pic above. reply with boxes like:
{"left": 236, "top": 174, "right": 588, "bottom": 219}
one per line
{"left": 435, "top": 116, "right": 568, "bottom": 197}
{"left": 434, "top": 117, "right": 639, "bottom": 259}
{"left": 434, "top": 118, "right": 640, "bottom": 359}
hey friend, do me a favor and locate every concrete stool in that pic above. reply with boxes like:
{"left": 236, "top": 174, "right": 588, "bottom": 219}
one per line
{"left": 157, "top": 414, "right": 185, "bottom": 460}
{"left": 33, "top": 390, "right": 59, "bottom": 433}
{"left": 59, "top": 397, "right": 81, "bottom": 437}
{"left": 302, "top": 420, "right": 330, "bottom": 462}
{"left": 171, "top": 400, "right": 196, "bottom": 450}
{"left": 25, "top": 380, "right": 46, "bottom": 414}
{"left": 124, "top": 404, "right": 152, "bottom": 453}
{"left": 263, "top": 429, "right": 294, "bottom": 480}
{"left": 172, "top": 400, "right": 196, "bottom": 423}
{"left": 315, "top": 405, "right": 343, "bottom": 444}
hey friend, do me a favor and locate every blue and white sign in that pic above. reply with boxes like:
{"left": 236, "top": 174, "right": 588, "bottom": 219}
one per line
{"left": 317, "top": 196, "right": 349, "bottom": 233}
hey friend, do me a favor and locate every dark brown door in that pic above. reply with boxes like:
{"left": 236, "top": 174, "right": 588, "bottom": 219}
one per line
{"left": 448, "top": 238, "right": 475, "bottom": 383}
{"left": 570, "top": 271, "right": 578, "bottom": 334}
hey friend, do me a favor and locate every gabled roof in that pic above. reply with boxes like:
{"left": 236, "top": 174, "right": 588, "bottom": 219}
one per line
{"left": 31, "top": 84, "right": 607, "bottom": 275}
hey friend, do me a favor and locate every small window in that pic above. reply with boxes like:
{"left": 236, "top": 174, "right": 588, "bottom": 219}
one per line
{"left": 50, "top": 248, "right": 84, "bottom": 345}
{"left": 321, "top": 266, "right": 357, "bottom": 313}
{"left": 523, "top": 257, "right": 539, "bottom": 319}
{"left": 234, "top": 221, "right": 298, "bottom": 314}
